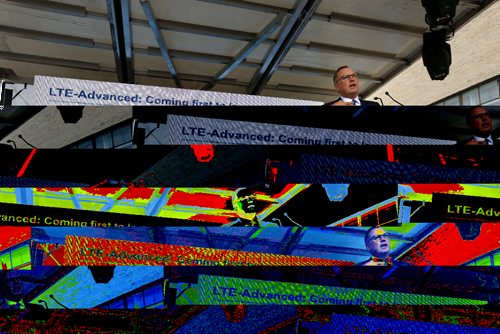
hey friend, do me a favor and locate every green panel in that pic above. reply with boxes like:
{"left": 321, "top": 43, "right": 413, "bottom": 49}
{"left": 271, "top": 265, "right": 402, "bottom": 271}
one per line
{"left": 475, "top": 256, "right": 493, "bottom": 266}
{"left": 11, "top": 245, "right": 30, "bottom": 268}
{"left": 494, "top": 252, "right": 500, "bottom": 266}
{"left": 0, "top": 253, "right": 12, "bottom": 269}
{"left": 190, "top": 275, "right": 487, "bottom": 306}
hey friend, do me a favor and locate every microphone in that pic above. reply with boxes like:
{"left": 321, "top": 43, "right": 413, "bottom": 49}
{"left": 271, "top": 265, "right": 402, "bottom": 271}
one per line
{"left": 49, "top": 294, "right": 69, "bottom": 309}
{"left": 283, "top": 212, "right": 302, "bottom": 227}
{"left": 271, "top": 218, "right": 283, "bottom": 227}
{"left": 415, "top": 251, "right": 436, "bottom": 266}
{"left": 17, "top": 134, "right": 37, "bottom": 149}
{"left": 385, "top": 91, "right": 403, "bottom": 106}
{"left": 6, "top": 139, "right": 16, "bottom": 149}
{"left": 38, "top": 300, "right": 48, "bottom": 309}
{"left": 374, "top": 97, "right": 384, "bottom": 106}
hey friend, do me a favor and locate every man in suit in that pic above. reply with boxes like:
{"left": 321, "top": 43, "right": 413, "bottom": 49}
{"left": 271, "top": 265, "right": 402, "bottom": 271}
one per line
{"left": 325, "top": 66, "right": 380, "bottom": 106}
{"left": 357, "top": 226, "right": 409, "bottom": 266}
{"left": 463, "top": 106, "right": 495, "bottom": 145}
{"left": 0, "top": 271, "right": 26, "bottom": 309}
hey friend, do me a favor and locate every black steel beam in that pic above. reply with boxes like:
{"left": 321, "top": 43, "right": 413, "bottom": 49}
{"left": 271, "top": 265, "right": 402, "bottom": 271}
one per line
{"left": 140, "top": 0, "right": 182, "bottom": 88}
{"left": 106, "top": 0, "right": 134, "bottom": 83}
{"left": 248, "top": 0, "right": 323, "bottom": 95}
{"left": 202, "top": 13, "right": 284, "bottom": 91}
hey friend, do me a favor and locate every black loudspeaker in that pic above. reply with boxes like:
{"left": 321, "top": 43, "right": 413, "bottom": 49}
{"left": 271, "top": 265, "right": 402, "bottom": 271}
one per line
{"left": 132, "top": 107, "right": 168, "bottom": 124}
{"left": 422, "top": 29, "right": 451, "bottom": 80}
{"left": 132, "top": 126, "right": 146, "bottom": 148}
{"left": 0, "top": 82, "right": 13, "bottom": 106}
{"left": 455, "top": 222, "right": 482, "bottom": 241}
{"left": 88, "top": 266, "right": 115, "bottom": 284}
{"left": 421, "top": 0, "right": 459, "bottom": 27}
{"left": 57, "top": 106, "right": 84, "bottom": 123}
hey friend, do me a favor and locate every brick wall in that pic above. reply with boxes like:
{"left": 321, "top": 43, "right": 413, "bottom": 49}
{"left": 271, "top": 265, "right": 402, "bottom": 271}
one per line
{"left": 367, "top": 1, "right": 500, "bottom": 105}
{"left": 0, "top": 106, "right": 132, "bottom": 148}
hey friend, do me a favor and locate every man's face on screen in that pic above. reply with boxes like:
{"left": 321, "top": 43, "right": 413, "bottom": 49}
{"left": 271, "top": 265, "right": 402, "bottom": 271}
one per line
{"left": 366, "top": 227, "right": 390, "bottom": 258}
{"left": 468, "top": 107, "right": 492, "bottom": 137}
{"left": 5, "top": 272, "right": 24, "bottom": 300}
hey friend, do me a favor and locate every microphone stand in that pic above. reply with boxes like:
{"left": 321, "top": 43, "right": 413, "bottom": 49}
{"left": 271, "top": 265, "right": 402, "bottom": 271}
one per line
{"left": 385, "top": 92, "right": 404, "bottom": 106}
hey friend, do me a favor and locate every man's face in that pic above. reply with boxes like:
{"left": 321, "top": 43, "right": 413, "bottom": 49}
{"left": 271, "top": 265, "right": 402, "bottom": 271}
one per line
{"left": 334, "top": 67, "right": 359, "bottom": 99}
{"left": 238, "top": 194, "right": 257, "bottom": 213}
{"left": 6, "top": 272, "right": 24, "bottom": 300}
{"left": 190, "top": 144, "right": 215, "bottom": 163}
{"left": 468, "top": 107, "right": 492, "bottom": 137}
{"left": 366, "top": 228, "right": 390, "bottom": 258}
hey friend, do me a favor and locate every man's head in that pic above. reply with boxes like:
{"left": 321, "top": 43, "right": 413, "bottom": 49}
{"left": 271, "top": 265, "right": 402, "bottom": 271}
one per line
{"left": 190, "top": 144, "right": 215, "bottom": 163}
{"left": 333, "top": 66, "right": 359, "bottom": 99}
{"left": 0, "top": 271, "right": 24, "bottom": 302}
{"left": 466, "top": 106, "right": 492, "bottom": 138}
{"left": 232, "top": 188, "right": 258, "bottom": 220}
{"left": 364, "top": 226, "right": 390, "bottom": 258}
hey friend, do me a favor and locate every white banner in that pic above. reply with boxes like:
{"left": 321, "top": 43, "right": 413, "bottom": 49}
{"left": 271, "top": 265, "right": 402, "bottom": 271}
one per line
{"left": 33, "top": 76, "right": 323, "bottom": 106}
{"left": 145, "top": 115, "right": 456, "bottom": 145}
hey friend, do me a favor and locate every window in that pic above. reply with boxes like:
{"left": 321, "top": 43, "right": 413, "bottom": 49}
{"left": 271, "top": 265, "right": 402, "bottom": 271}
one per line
{"left": 69, "top": 122, "right": 133, "bottom": 149}
{"left": 461, "top": 87, "right": 480, "bottom": 106}
{"left": 0, "top": 253, "right": 11, "bottom": 269}
{"left": 126, "top": 292, "right": 145, "bottom": 309}
{"left": 144, "top": 284, "right": 163, "bottom": 307}
{"left": 444, "top": 95, "right": 460, "bottom": 106}
{"left": 100, "top": 282, "right": 164, "bottom": 309}
{"left": 0, "top": 244, "right": 31, "bottom": 270}
{"left": 107, "top": 299, "right": 125, "bottom": 309}
{"left": 494, "top": 252, "right": 500, "bottom": 266}
{"left": 479, "top": 80, "right": 500, "bottom": 103}
{"left": 95, "top": 132, "right": 113, "bottom": 149}
{"left": 77, "top": 140, "right": 93, "bottom": 149}
{"left": 475, "top": 256, "right": 492, "bottom": 266}
{"left": 433, "top": 77, "right": 500, "bottom": 106}
{"left": 113, "top": 125, "right": 132, "bottom": 147}
{"left": 11, "top": 245, "right": 31, "bottom": 269}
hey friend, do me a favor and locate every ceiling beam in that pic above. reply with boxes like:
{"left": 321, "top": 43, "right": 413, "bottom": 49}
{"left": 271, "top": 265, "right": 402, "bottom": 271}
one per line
{"left": 0, "top": 50, "right": 100, "bottom": 70}
{"left": 306, "top": 42, "right": 408, "bottom": 64}
{"left": 0, "top": 25, "right": 94, "bottom": 48}
{"left": 106, "top": 0, "right": 134, "bottom": 83}
{"left": 316, "top": 11, "right": 425, "bottom": 36}
{"left": 248, "top": 0, "right": 323, "bottom": 95}
{"left": 147, "top": 69, "right": 334, "bottom": 97}
{"left": 140, "top": 0, "right": 182, "bottom": 88}
{"left": 200, "top": 0, "right": 425, "bottom": 36}
{"left": 0, "top": 22, "right": 383, "bottom": 84}
{"left": 202, "top": 13, "right": 285, "bottom": 91}
{"left": 5, "top": 0, "right": 87, "bottom": 17}
{"left": 139, "top": 18, "right": 255, "bottom": 41}
{"left": 198, "top": 0, "right": 287, "bottom": 14}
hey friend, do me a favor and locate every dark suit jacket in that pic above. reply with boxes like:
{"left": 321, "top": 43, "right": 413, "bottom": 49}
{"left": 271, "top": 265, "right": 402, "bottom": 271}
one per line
{"left": 323, "top": 97, "right": 380, "bottom": 106}
{"left": 456, "top": 136, "right": 498, "bottom": 146}
{"left": 356, "top": 258, "right": 410, "bottom": 266}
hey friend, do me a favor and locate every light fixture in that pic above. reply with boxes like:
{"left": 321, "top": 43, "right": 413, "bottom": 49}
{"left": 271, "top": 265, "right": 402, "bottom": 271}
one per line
{"left": 421, "top": 0, "right": 459, "bottom": 29}
{"left": 422, "top": 29, "right": 451, "bottom": 80}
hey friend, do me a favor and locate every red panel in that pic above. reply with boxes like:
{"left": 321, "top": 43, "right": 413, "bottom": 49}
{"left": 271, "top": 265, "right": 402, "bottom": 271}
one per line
{"left": 408, "top": 184, "right": 464, "bottom": 195}
{"left": 117, "top": 188, "right": 155, "bottom": 200}
{"left": 189, "top": 214, "right": 235, "bottom": 224}
{"left": 401, "top": 223, "right": 500, "bottom": 265}
{"left": 166, "top": 190, "right": 230, "bottom": 209}
{"left": 0, "top": 227, "right": 31, "bottom": 252}
{"left": 81, "top": 187, "right": 121, "bottom": 196}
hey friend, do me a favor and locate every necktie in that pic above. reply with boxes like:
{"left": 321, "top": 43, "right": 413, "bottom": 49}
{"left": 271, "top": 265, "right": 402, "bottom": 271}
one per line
{"left": 6, "top": 299, "right": 25, "bottom": 309}
{"left": 352, "top": 99, "right": 358, "bottom": 106}
{"left": 372, "top": 256, "right": 393, "bottom": 266}
{"left": 486, "top": 138, "right": 493, "bottom": 145}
